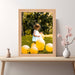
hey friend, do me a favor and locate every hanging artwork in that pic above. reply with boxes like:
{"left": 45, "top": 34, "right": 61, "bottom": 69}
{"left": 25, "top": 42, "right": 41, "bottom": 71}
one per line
{"left": 19, "top": 9, "right": 56, "bottom": 57}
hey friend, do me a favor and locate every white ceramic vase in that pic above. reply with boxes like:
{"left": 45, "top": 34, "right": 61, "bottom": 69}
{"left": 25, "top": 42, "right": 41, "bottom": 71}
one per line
{"left": 63, "top": 48, "right": 70, "bottom": 58}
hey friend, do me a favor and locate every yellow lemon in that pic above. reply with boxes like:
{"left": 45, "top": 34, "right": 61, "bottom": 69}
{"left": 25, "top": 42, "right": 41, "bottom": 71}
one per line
{"left": 36, "top": 39, "right": 45, "bottom": 51}
{"left": 46, "top": 43, "right": 53, "bottom": 52}
{"left": 21, "top": 45, "right": 30, "bottom": 54}
{"left": 30, "top": 46, "right": 38, "bottom": 54}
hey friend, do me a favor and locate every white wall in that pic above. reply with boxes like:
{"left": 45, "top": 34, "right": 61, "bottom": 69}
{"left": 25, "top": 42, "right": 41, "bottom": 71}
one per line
{"left": 0, "top": 0, "right": 75, "bottom": 75}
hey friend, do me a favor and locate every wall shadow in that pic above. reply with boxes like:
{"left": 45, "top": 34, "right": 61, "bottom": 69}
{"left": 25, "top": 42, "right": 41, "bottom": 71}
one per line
{"left": 56, "top": 19, "right": 64, "bottom": 56}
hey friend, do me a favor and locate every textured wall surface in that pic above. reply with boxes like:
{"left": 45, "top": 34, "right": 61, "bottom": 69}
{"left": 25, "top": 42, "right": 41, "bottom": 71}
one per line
{"left": 0, "top": 0, "right": 75, "bottom": 75}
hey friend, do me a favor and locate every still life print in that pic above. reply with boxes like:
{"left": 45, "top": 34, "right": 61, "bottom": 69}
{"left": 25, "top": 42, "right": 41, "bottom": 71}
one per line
{"left": 21, "top": 12, "right": 53, "bottom": 54}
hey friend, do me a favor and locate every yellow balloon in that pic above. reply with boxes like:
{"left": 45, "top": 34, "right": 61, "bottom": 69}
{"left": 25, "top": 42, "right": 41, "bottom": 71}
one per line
{"left": 36, "top": 39, "right": 45, "bottom": 51}
{"left": 46, "top": 43, "right": 53, "bottom": 52}
{"left": 31, "top": 43, "right": 36, "bottom": 47}
{"left": 40, "top": 33, "right": 44, "bottom": 39}
{"left": 30, "top": 46, "right": 38, "bottom": 54}
{"left": 21, "top": 45, "right": 30, "bottom": 54}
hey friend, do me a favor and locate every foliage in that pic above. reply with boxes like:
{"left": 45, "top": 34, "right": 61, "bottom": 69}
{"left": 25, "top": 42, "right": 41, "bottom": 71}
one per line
{"left": 22, "top": 12, "right": 53, "bottom": 36}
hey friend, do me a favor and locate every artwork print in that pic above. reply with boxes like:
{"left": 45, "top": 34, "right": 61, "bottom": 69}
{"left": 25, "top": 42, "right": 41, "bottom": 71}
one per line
{"left": 19, "top": 9, "right": 56, "bottom": 56}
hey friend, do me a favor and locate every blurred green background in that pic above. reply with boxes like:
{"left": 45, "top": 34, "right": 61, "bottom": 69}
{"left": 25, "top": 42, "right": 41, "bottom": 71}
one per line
{"left": 22, "top": 12, "right": 53, "bottom": 36}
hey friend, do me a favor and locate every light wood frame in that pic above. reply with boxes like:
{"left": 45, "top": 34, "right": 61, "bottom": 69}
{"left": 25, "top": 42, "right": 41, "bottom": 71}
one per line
{"left": 19, "top": 9, "right": 56, "bottom": 57}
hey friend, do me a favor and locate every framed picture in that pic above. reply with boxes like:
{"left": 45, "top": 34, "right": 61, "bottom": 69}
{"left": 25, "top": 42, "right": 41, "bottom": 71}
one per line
{"left": 19, "top": 9, "right": 56, "bottom": 57}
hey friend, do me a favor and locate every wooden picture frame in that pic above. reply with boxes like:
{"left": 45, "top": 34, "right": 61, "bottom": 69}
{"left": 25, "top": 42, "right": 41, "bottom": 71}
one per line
{"left": 19, "top": 9, "right": 56, "bottom": 57}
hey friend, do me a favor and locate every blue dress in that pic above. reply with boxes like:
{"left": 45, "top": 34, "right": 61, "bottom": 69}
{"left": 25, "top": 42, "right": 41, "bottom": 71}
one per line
{"left": 32, "top": 30, "right": 42, "bottom": 42}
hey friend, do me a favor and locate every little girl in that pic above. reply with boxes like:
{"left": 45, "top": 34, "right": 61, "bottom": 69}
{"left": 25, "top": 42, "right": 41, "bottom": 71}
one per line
{"left": 32, "top": 23, "right": 42, "bottom": 43}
